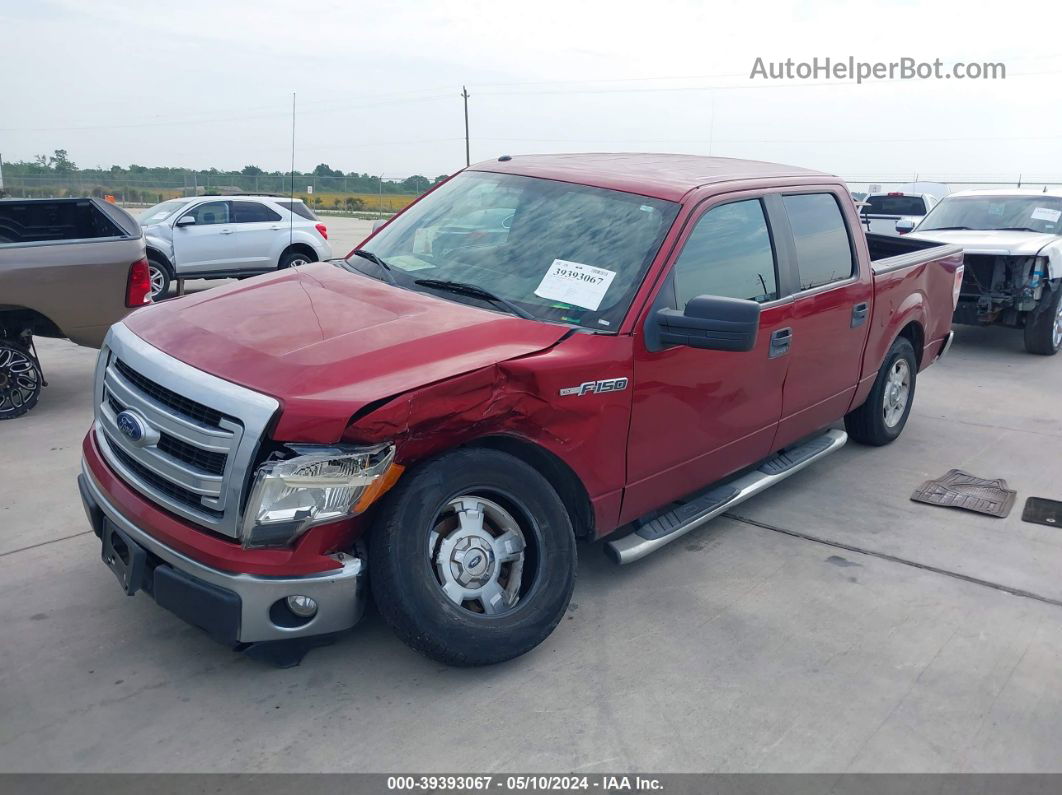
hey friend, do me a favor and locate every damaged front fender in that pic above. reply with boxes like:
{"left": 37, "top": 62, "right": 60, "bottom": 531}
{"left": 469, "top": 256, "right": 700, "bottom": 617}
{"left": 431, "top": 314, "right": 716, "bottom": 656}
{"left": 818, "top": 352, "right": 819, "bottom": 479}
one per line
{"left": 341, "top": 332, "right": 635, "bottom": 536}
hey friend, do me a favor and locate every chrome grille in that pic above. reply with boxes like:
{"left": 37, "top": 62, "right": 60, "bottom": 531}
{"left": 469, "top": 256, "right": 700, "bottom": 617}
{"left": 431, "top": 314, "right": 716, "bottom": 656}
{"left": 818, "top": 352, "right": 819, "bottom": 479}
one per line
{"left": 93, "top": 323, "right": 279, "bottom": 537}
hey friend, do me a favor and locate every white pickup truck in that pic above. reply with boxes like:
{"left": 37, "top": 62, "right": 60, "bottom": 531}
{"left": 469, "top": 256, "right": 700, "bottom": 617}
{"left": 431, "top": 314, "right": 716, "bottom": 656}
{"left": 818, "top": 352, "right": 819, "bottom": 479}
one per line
{"left": 860, "top": 192, "right": 938, "bottom": 237}
{"left": 908, "top": 188, "right": 1062, "bottom": 355}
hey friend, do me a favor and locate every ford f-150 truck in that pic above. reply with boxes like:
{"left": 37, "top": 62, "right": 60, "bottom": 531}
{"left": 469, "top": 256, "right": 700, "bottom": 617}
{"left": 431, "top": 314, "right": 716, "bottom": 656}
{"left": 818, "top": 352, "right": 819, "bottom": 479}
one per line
{"left": 77, "top": 154, "right": 963, "bottom": 667}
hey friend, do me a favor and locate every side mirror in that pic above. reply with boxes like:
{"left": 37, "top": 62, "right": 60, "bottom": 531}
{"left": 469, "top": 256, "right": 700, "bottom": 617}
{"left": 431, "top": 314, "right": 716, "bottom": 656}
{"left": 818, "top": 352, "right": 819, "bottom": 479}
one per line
{"left": 175, "top": 215, "right": 196, "bottom": 227}
{"left": 371, "top": 219, "right": 387, "bottom": 234}
{"left": 895, "top": 218, "right": 916, "bottom": 235}
{"left": 653, "top": 295, "right": 760, "bottom": 351}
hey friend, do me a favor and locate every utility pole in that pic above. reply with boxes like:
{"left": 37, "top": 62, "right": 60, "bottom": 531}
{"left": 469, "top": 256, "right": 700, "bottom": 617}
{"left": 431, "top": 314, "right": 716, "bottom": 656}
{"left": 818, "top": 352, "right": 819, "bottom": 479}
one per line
{"left": 461, "top": 86, "right": 470, "bottom": 167}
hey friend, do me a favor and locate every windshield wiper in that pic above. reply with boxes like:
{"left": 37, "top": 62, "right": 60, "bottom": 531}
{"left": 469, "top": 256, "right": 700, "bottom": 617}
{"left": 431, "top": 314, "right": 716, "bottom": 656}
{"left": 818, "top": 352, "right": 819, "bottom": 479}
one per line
{"left": 924, "top": 226, "right": 973, "bottom": 231}
{"left": 348, "top": 249, "right": 396, "bottom": 284}
{"left": 414, "top": 278, "right": 535, "bottom": 320}
{"left": 995, "top": 227, "right": 1043, "bottom": 233}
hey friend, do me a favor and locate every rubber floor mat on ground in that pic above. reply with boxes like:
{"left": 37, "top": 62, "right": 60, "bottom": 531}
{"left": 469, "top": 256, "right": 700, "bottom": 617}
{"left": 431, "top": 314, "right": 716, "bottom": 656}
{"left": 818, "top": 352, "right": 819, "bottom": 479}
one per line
{"left": 911, "top": 469, "right": 1017, "bottom": 518}
{"left": 1022, "top": 497, "right": 1062, "bottom": 528}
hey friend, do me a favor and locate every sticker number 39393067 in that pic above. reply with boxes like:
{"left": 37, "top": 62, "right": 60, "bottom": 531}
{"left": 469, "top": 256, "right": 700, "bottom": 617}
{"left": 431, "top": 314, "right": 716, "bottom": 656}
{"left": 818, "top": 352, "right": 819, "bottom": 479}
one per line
{"left": 534, "top": 259, "right": 617, "bottom": 311}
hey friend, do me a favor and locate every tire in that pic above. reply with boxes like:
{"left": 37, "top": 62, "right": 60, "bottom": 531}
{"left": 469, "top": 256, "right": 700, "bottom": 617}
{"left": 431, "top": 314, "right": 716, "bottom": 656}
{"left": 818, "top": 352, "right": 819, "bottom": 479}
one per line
{"left": 1023, "top": 283, "right": 1062, "bottom": 355}
{"left": 278, "top": 249, "right": 316, "bottom": 269}
{"left": 369, "top": 448, "right": 577, "bottom": 666}
{"left": 147, "top": 256, "right": 172, "bottom": 300}
{"left": 844, "top": 336, "right": 917, "bottom": 446}
{"left": 0, "top": 341, "right": 43, "bottom": 420}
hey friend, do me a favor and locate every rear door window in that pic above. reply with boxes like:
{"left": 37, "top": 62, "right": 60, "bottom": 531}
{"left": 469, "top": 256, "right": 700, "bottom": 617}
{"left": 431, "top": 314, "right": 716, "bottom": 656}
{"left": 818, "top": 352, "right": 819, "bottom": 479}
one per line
{"left": 232, "top": 201, "right": 281, "bottom": 223}
{"left": 672, "top": 198, "right": 779, "bottom": 306}
{"left": 783, "top": 193, "right": 855, "bottom": 291}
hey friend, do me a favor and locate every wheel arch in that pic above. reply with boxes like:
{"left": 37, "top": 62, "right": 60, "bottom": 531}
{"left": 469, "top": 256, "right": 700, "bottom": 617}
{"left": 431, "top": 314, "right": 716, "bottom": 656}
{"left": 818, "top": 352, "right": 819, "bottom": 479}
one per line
{"left": 896, "top": 319, "right": 925, "bottom": 367}
{"left": 465, "top": 434, "right": 595, "bottom": 540}
{"left": 0, "top": 306, "right": 63, "bottom": 340}
{"left": 145, "top": 246, "right": 173, "bottom": 273}
{"left": 279, "top": 242, "right": 318, "bottom": 267}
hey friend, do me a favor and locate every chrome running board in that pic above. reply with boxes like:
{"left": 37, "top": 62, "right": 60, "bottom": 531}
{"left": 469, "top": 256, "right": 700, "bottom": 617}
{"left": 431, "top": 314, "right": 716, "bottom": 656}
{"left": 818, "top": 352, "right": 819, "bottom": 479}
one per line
{"left": 606, "top": 429, "right": 848, "bottom": 564}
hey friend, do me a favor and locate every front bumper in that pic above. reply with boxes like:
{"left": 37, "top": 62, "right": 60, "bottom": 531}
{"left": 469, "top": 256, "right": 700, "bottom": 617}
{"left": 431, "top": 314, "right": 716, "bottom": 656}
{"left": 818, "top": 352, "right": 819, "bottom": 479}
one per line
{"left": 79, "top": 463, "right": 365, "bottom": 644}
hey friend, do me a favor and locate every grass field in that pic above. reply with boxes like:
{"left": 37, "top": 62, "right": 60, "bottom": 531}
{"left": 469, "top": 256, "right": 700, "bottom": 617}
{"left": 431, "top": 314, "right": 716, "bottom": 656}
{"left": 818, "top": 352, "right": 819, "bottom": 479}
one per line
{"left": 299, "top": 191, "right": 418, "bottom": 212}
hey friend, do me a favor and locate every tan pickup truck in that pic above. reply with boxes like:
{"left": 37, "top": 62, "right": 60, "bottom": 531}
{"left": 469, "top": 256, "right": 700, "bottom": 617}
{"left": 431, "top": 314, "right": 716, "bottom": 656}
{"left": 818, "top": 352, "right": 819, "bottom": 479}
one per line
{"left": 0, "top": 198, "right": 151, "bottom": 418}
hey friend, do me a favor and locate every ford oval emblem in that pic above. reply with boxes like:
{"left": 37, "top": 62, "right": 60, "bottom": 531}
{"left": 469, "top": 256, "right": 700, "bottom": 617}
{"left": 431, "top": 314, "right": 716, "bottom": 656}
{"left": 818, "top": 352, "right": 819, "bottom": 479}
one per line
{"left": 116, "top": 410, "right": 146, "bottom": 443}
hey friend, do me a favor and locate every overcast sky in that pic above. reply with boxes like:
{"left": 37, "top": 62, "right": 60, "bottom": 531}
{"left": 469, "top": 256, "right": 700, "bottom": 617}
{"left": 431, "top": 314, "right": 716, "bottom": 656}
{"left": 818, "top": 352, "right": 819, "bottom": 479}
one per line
{"left": 2, "top": 0, "right": 1061, "bottom": 185}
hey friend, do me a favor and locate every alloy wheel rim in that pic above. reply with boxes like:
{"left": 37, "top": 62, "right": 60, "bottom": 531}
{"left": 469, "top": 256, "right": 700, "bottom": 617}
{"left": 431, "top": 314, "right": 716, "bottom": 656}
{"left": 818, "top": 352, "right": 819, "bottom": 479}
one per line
{"left": 882, "top": 359, "right": 911, "bottom": 428}
{"left": 149, "top": 265, "right": 166, "bottom": 297}
{"left": 428, "top": 495, "right": 527, "bottom": 616}
{"left": 0, "top": 346, "right": 40, "bottom": 414}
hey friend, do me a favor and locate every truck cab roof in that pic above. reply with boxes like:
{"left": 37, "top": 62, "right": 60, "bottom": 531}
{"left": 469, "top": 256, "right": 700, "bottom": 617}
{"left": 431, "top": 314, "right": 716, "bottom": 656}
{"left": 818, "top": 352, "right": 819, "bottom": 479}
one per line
{"left": 471, "top": 153, "right": 832, "bottom": 202}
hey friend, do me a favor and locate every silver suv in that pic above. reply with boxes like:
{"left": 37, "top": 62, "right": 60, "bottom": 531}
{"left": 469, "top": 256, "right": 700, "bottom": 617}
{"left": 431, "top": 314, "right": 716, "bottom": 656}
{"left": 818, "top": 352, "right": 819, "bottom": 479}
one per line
{"left": 138, "top": 195, "right": 332, "bottom": 298}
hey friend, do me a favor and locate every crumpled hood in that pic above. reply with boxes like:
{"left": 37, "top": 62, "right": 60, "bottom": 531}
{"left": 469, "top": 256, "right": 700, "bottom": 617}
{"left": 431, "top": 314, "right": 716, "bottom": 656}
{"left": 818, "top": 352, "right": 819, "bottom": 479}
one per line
{"left": 908, "top": 229, "right": 1059, "bottom": 256}
{"left": 123, "top": 263, "right": 570, "bottom": 442}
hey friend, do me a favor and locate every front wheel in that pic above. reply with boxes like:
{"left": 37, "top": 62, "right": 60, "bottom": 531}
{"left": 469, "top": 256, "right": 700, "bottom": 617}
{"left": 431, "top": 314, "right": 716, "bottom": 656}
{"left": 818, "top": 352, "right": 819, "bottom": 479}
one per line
{"left": 1023, "top": 284, "right": 1062, "bottom": 355}
{"left": 0, "top": 341, "right": 43, "bottom": 420}
{"left": 844, "top": 336, "right": 917, "bottom": 446}
{"left": 369, "top": 448, "right": 576, "bottom": 666}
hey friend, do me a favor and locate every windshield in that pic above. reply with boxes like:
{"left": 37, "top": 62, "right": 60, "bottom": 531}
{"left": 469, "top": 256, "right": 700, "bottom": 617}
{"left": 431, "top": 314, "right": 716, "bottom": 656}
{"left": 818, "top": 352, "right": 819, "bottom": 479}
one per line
{"left": 352, "top": 171, "right": 680, "bottom": 330}
{"left": 139, "top": 199, "right": 191, "bottom": 226}
{"left": 919, "top": 195, "right": 1062, "bottom": 234}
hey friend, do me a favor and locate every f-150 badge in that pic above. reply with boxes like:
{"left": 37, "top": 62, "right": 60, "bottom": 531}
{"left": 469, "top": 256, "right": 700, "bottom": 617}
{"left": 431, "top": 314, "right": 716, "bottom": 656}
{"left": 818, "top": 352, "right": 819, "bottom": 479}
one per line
{"left": 559, "top": 377, "right": 629, "bottom": 396}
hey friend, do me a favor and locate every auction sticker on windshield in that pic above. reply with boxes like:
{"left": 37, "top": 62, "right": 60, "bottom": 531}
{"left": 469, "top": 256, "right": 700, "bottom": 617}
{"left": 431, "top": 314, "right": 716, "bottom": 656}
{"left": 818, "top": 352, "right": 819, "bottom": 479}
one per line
{"left": 1031, "top": 207, "right": 1062, "bottom": 223}
{"left": 534, "top": 259, "right": 616, "bottom": 311}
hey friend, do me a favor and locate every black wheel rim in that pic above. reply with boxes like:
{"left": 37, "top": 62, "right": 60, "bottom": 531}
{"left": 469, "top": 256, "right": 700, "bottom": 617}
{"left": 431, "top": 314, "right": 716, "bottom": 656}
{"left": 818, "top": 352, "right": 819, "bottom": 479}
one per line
{"left": 0, "top": 346, "right": 41, "bottom": 415}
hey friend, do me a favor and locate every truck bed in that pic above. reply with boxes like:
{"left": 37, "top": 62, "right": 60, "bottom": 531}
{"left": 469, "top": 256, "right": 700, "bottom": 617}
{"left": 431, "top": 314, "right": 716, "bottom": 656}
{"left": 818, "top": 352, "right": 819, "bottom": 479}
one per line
{"left": 0, "top": 198, "right": 147, "bottom": 347}
{"left": 862, "top": 232, "right": 964, "bottom": 377}
{"left": 866, "top": 232, "right": 962, "bottom": 273}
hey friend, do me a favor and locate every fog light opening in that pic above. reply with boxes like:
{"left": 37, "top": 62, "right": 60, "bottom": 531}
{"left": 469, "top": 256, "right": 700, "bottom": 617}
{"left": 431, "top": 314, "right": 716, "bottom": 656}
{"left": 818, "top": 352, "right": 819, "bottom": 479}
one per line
{"left": 286, "top": 595, "right": 318, "bottom": 618}
{"left": 268, "top": 595, "right": 319, "bottom": 628}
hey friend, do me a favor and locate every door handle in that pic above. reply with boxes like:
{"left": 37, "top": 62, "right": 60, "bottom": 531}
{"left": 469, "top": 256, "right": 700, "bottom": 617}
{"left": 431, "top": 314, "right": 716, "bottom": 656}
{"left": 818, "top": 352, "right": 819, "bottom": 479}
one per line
{"left": 851, "top": 302, "right": 869, "bottom": 328}
{"left": 769, "top": 327, "right": 792, "bottom": 359}
{"left": 270, "top": 225, "right": 283, "bottom": 230}
{"left": 219, "top": 228, "right": 234, "bottom": 235}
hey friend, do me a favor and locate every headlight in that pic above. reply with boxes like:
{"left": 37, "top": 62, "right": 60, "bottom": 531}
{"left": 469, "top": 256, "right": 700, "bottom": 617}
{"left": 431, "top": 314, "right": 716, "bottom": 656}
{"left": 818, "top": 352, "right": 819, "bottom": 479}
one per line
{"left": 240, "top": 442, "right": 399, "bottom": 549}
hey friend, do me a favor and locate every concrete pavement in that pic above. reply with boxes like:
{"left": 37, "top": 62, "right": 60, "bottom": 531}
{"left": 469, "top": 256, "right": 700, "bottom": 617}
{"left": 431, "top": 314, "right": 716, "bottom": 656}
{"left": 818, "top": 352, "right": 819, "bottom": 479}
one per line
{"left": 1, "top": 323, "right": 1060, "bottom": 773}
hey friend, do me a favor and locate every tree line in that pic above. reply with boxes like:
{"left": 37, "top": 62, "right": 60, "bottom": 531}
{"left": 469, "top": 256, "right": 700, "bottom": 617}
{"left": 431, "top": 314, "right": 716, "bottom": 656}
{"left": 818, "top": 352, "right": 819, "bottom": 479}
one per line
{"left": 2, "top": 150, "right": 449, "bottom": 196}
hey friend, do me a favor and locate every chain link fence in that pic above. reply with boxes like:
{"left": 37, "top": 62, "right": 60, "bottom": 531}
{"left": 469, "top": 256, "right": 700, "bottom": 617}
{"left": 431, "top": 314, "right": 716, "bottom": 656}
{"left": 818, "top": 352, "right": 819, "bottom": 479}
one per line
{"left": 1, "top": 172, "right": 435, "bottom": 217}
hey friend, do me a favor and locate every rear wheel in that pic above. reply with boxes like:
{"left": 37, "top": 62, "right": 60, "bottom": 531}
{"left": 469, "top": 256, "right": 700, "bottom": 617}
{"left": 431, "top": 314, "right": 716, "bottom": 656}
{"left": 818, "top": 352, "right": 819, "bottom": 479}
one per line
{"left": 369, "top": 448, "right": 576, "bottom": 666}
{"left": 1023, "top": 283, "right": 1062, "bottom": 355}
{"left": 278, "top": 249, "right": 315, "bottom": 269}
{"left": 0, "top": 341, "right": 43, "bottom": 420}
{"left": 147, "top": 256, "right": 172, "bottom": 300}
{"left": 844, "top": 336, "right": 917, "bottom": 446}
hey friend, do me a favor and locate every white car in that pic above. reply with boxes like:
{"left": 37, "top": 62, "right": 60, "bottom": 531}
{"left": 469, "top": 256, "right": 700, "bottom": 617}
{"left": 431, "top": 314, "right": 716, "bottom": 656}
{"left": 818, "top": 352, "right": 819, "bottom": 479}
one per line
{"left": 138, "top": 195, "right": 332, "bottom": 298}
{"left": 859, "top": 191, "right": 938, "bottom": 237}
{"left": 908, "top": 188, "right": 1062, "bottom": 355}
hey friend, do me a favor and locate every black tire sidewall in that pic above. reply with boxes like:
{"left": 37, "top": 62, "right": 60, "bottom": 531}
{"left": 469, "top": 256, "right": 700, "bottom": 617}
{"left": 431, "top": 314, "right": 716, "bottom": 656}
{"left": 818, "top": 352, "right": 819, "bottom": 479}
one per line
{"left": 1025, "top": 284, "right": 1062, "bottom": 355}
{"left": 279, "top": 250, "right": 315, "bottom": 269}
{"left": 871, "top": 337, "right": 917, "bottom": 442}
{"left": 370, "top": 448, "right": 576, "bottom": 665}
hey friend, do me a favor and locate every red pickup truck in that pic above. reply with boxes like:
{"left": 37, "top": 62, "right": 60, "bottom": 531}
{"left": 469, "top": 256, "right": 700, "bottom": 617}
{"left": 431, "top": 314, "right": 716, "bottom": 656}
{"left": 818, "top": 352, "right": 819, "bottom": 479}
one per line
{"left": 78, "top": 154, "right": 963, "bottom": 666}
